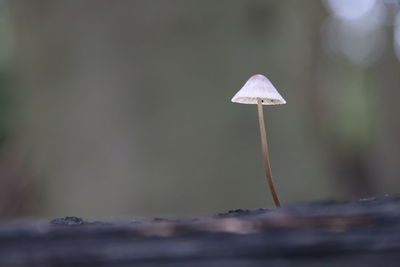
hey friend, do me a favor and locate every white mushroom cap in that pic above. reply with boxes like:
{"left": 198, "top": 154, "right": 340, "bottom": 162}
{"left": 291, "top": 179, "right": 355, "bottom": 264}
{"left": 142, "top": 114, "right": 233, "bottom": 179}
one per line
{"left": 231, "top": 74, "right": 286, "bottom": 105}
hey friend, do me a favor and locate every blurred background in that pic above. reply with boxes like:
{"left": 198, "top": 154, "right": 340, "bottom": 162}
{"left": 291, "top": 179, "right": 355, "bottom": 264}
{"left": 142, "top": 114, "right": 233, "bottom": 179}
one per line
{"left": 0, "top": 0, "right": 399, "bottom": 218}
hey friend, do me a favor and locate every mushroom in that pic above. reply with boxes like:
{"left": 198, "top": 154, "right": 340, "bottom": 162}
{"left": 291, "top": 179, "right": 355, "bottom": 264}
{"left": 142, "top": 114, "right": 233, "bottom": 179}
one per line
{"left": 231, "top": 74, "right": 286, "bottom": 207}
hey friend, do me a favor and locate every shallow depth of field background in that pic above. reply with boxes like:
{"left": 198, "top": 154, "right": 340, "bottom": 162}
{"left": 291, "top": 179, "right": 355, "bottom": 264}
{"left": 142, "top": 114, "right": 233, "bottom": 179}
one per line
{"left": 0, "top": 0, "right": 399, "bottom": 218}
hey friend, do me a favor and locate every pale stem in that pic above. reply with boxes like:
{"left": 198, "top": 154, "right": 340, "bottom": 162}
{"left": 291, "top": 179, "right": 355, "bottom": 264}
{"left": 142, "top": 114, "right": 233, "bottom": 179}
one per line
{"left": 257, "top": 98, "right": 281, "bottom": 207}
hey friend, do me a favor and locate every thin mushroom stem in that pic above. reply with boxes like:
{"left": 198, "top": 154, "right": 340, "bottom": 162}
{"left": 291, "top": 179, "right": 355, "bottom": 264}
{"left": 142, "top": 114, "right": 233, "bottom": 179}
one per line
{"left": 257, "top": 98, "right": 281, "bottom": 207}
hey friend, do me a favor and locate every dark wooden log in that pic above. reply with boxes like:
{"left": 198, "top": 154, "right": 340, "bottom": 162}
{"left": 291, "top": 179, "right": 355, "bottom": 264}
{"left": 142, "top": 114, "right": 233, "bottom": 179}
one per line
{"left": 1, "top": 195, "right": 400, "bottom": 266}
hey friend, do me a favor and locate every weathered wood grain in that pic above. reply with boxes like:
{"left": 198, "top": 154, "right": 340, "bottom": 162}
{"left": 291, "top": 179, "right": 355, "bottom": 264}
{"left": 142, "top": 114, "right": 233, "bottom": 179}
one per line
{"left": 1, "top": 195, "right": 400, "bottom": 266}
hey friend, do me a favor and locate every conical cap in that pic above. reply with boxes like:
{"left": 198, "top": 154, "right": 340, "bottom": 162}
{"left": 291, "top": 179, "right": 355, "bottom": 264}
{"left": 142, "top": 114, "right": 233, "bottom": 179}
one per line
{"left": 231, "top": 74, "right": 286, "bottom": 105}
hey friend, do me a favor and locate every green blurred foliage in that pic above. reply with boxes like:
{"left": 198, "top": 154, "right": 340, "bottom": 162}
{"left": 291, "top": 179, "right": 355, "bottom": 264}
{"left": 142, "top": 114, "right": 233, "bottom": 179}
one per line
{"left": 0, "top": 0, "right": 398, "bottom": 218}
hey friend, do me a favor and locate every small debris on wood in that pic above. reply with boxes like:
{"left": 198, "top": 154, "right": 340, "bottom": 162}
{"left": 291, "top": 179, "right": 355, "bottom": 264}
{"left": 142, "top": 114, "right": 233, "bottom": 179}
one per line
{"left": 1, "top": 195, "right": 400, "bottom": 266}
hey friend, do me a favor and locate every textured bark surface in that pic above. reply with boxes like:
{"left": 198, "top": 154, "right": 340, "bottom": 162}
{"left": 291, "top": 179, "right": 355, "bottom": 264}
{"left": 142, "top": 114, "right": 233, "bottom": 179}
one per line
{"left": 1, "top": 195, "right": 400, "bottom": 266}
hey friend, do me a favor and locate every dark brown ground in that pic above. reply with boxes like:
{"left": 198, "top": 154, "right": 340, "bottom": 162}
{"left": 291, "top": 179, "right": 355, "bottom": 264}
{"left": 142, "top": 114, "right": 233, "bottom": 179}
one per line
{"left": 1, "top": 195, "right": 400, "bottom": 266}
